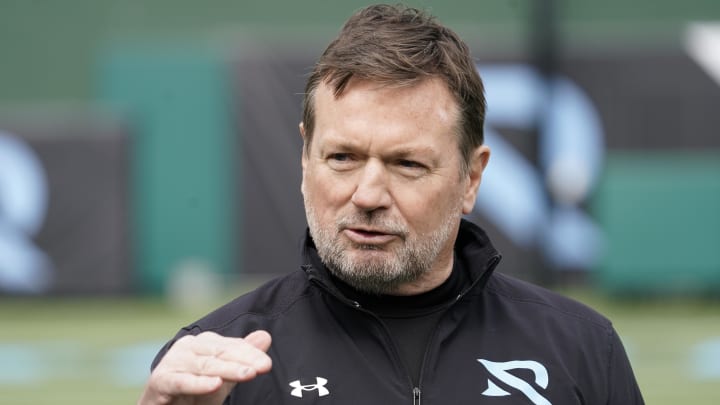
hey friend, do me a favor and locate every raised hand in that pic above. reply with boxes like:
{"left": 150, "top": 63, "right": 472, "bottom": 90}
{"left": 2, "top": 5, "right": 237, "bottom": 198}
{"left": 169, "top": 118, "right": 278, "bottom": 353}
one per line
{"left": 137, "top": 330, "right": 272, "bottom": 405}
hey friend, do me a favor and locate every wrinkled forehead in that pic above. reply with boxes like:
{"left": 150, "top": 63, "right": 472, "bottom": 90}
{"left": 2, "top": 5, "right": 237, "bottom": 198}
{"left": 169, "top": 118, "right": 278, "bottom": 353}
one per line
{"left": 314, "top": 77, "right": 460, "bottom": 126}
{"left": 308, "top": 78, "right": 464, "bottom": 160}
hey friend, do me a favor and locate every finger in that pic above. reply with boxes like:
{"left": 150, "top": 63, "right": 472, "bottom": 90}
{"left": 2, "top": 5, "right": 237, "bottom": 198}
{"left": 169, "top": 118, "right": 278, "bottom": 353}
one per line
{"left": 186, "top": 332, "right": 257, "bottom": 358}
{"left": 241, "top": 331, "right": 272, "bottom": 373}
{"left": 155, "top": 372, "right": 223, "bottom": 396}
{"left": 244, "top": 330, "right": 272, "bottom": 352}
{"left": 173, "top": 333, "right": 271, "bottom": 377}
{"left": 187, "top": 332, "right": 272, "bottom": 372}
{"left": 167, "top": 332, "right": 271, "bottom": 381}
{"left": 190, "top": 355, "right": 265, "bottom": 382}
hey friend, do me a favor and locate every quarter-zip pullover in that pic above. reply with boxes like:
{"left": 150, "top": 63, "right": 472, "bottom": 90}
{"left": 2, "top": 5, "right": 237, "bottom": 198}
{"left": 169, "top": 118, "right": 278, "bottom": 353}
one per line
{"left": 152, "top": 220, "right": 644, "bottom": 404}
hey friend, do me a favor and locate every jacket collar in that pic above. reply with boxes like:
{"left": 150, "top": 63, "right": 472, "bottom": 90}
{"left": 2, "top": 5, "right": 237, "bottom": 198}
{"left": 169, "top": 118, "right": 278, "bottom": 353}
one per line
{"left": 302, "top": 219, "right": 501, "bottom": 297}
{"left": 453, "top": 218, "right": 502, "bottom": 286}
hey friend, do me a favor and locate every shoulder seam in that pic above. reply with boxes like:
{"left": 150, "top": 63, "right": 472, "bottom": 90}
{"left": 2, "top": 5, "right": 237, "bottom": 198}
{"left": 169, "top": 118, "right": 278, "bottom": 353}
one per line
{"left": 483, "top": 285, "right": 611, "bottom": 330}
{"left": 190, "top": 289, "right": 318, "bottom": 333}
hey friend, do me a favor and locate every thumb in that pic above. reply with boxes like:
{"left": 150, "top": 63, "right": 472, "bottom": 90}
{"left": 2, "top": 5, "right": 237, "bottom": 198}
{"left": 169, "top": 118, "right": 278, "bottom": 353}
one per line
{"left": 244, "top": 330, "right": 272, "bottom": 352}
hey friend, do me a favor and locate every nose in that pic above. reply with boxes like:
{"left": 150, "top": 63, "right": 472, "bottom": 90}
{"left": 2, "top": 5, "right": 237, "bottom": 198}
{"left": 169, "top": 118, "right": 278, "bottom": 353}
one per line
{"left": 351, "top": 160, "right": 392, "bottom": 211}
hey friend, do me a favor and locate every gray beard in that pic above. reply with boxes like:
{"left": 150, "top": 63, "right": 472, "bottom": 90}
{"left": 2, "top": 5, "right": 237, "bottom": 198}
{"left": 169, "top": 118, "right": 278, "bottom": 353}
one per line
{"left": 305, "top": 205, "right": 460, "bottom": 295}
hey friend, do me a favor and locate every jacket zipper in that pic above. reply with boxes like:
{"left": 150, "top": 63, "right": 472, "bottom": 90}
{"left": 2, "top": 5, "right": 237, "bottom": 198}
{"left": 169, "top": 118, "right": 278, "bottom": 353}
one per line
{"left": 412, "top": 254, "right": 501, "bottom": 404}
{"left": 309, "top": 254, "right": 501, "bottom": 404}
{"left": 346, "top": 302, "right": 419, "bottom": 401}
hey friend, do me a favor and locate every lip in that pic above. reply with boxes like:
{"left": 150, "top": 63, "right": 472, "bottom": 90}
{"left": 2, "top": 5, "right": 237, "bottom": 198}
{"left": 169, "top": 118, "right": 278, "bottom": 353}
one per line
{"left": 342, "top": 228, "right": 399, "bottom": 245}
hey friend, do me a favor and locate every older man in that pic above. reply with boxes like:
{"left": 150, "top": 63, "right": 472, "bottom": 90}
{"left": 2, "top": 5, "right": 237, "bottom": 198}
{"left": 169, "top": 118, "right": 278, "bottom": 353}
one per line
{"left": 139, "top": 4, "right": 644, "bottom": 405}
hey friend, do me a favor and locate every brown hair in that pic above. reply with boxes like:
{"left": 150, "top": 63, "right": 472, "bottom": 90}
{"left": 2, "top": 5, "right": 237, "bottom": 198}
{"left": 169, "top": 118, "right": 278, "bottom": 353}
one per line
{"left": 301, "top": 3, "right": 486, "bottom": 174}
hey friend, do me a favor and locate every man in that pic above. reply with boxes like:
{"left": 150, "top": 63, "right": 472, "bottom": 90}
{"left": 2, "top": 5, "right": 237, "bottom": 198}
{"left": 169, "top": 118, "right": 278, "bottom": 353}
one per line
{"left": 139, "top": 4, "right": 644, "bottom": 404}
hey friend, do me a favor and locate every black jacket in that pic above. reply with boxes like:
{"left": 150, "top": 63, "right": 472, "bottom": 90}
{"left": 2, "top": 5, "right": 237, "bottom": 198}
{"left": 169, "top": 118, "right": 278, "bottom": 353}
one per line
{"left": 152, "top": 220, "right": 644, "bottom": 404}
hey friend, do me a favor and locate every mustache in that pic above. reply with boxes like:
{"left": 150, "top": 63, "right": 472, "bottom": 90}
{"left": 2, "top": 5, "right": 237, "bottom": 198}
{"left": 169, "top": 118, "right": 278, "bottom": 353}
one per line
{"left": 337, "top": 213, "right": 408, "bottom": 237}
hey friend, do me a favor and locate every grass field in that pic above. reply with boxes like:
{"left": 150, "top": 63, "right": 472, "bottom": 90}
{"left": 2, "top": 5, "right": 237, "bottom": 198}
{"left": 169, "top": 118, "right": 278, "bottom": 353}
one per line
{"left": 1, "top": 287, "right": 719, "bottom": 404}
{"left": 558, "top": 290, "right": 720, "bottom": 404}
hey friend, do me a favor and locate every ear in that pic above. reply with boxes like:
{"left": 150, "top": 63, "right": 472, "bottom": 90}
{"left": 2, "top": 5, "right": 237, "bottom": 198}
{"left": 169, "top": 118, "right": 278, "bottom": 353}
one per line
{"left": 299, "top": 122, "right": 308, "bottom": 171}
{"left": 299, "top": 122, "right": 308, "bottom": 194}
{"left": 462, "top": 145, "right": 491, "bottom": 215}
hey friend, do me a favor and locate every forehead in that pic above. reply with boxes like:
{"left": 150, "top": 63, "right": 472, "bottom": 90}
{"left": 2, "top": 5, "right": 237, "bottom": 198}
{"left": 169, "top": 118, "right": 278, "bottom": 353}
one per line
{"left": 312, "top": 77, "right": 460, "bottom": 142}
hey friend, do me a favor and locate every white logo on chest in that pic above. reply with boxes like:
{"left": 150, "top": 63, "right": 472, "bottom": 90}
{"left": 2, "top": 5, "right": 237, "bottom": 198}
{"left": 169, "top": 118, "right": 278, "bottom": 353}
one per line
{"left": 289, "top": 377, "right": 330, "bottom": 398}
{"left": 478, "top": 359, "right": 552, "bottom": 405}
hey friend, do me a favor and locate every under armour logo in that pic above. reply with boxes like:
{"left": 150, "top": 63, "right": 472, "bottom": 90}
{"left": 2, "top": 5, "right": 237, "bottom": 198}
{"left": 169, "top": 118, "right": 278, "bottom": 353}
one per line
{"left": 289, "top": 377, "right": 330, "bottom": 398}
{"left": 478, "top": 359, "right": 552, "bottom": 405}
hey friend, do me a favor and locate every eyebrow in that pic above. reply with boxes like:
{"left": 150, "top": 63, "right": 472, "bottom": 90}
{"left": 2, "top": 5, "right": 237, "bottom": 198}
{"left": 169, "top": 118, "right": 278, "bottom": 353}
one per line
{"left": 322, "top": 142, "right": 435, "bottom": 156}
{"left": 386, "top": 146, "right": 436, "bottom": 158}
{"left": 317, "top": 137, "right": 441, "bottom": 163}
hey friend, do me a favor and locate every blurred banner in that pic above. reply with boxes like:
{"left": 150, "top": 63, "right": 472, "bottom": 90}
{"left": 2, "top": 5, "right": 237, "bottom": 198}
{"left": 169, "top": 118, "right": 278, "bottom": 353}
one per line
{"left": 226, "top": 45, "right": 720, "bottom": 294}
{"left": 232, "top": 52, "right": 310, "bottom": 282}
{"left": 0, "top": 116, "right": 131, "bottom": 294}
{"left": 3, "top": 26, "right": 720, "bottom": 296}
{"left": 100, "top": 48, "right": 236, "bottom": 294}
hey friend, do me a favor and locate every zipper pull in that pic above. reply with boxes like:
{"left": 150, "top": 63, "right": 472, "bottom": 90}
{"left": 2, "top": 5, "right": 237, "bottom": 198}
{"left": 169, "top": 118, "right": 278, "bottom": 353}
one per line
{"left": 413, "top": 387, "right": 421, "bottom": 405}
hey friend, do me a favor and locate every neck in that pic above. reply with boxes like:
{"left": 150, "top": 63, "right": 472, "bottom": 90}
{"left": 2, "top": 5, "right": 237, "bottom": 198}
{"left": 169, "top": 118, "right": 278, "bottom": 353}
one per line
{"left": 329, "top": 253, "right": 467, "bottom": 317}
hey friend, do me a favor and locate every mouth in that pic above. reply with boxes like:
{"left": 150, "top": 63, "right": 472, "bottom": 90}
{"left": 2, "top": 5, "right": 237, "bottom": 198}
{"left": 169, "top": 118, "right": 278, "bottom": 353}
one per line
{"left": 342, "top": 226, "right": 400, "bottom": 245}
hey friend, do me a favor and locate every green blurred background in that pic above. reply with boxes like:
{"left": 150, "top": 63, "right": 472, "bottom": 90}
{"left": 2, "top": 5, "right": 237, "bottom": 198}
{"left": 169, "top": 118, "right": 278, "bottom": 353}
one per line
{"left": 1, "top": 0, "right": 720, "bottom": 403}
{"left": 2, "top": 0, "right": 717, "bottom": 102}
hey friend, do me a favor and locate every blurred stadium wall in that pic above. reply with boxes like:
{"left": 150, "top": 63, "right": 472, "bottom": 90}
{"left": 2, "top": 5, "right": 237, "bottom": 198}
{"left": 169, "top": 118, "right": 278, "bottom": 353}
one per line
{"left": 1, "top": 0, "right": 719, "bottom": 296}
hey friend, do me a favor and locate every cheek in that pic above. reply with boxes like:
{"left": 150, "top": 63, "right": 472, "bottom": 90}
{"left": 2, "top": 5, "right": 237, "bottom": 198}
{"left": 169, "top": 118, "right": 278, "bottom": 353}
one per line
{"left": 393, "top": 183, "right": 463, "bottom": 228}
{"left": 393, "top": 188, "right": 441, "bottom": 223}
{"left": 304, "top": 170, "right": 353, "bottom": 211}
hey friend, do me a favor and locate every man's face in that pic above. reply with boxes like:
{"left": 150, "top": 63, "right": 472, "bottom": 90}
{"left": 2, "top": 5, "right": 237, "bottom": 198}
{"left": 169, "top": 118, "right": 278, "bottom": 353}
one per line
{"left": 301, "top": 78, "right": 488, "bottom": 295}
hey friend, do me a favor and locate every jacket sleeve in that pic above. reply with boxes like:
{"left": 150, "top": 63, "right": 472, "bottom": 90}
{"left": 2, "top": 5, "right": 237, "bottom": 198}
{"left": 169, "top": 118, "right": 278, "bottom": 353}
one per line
{"left": 606, "top": 328, "right": 645, "bottom": 404}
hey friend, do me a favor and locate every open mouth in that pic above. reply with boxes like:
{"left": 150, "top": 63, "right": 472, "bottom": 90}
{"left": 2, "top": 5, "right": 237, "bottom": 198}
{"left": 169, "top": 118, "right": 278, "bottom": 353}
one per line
{"left": 343, "top": 228, "right": 397, "bottom": 245}
{"left": 354, "top": 229, "right": 385, "bottom": 236}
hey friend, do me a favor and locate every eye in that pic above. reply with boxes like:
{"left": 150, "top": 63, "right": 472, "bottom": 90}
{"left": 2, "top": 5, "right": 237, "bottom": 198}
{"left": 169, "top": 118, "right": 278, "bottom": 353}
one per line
{"left": 329, "top": 153, "right": 352, "bottom": 162}
{"left": 326, "top": 152, "right": 359, "bottom": 171}
{"left": 395, "top": 159, "right": 429, "bottom": 177}
{"left": 398, "top": 159, "right": 423, "bottom": 169}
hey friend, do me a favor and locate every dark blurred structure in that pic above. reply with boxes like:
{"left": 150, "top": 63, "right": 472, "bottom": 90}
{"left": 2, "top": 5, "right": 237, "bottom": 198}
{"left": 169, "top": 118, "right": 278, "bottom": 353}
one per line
{"left": 0, "top": 115, "right": 131, "bottom": 294}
